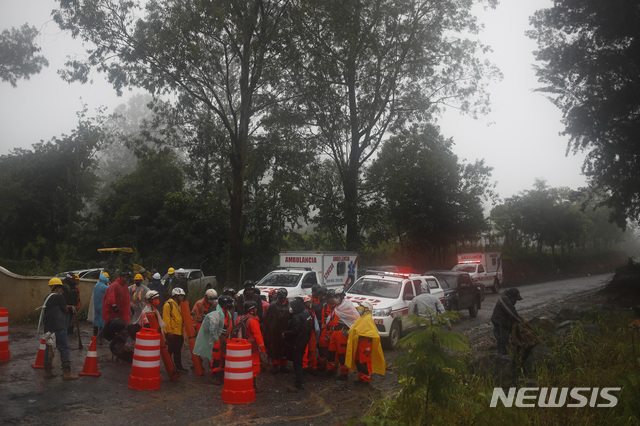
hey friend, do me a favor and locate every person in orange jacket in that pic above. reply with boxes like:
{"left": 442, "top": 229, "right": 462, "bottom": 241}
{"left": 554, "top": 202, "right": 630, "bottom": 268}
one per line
{"left": 302, "top": 295, "right": 319, "bottom": 375}
{"left": 328, "top": 288, "right": 359, "bottom": 381}
{"left": 318, "top": 289, "right": 337, "bottom": 372}
{"left": 191, "top": 289, "right": 218, "bottom": 333}
{"left": 233, "top": 301, "right": 267, "bottom": 389}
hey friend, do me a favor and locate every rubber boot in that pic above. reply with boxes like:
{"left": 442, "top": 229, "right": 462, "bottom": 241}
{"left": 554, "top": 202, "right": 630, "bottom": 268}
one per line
{"left": 253, "top": 377, "right": 262, "bottom": 393}
{"left": 44, "top": 367, "right": 57, "bottom": 379}
{"left": 62, "top": 368, "right": 79, "bottom": 380}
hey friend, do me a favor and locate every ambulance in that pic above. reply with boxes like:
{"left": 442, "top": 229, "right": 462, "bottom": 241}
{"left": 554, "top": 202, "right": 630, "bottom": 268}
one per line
{"left": 255, "top": 251, "right": 358, "bottom": 299}
{"left": 452, "top": 252, "right": 503, "bottom": 293}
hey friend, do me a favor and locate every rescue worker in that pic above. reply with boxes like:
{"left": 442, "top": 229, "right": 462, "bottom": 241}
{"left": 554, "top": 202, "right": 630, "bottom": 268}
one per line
{"left": 62, "top": 273, "right": 81, "bottom": 335}
{"left": 164, "top": 267, "right": 177, "bottom": 299}
{"left": 283, "top": 298, "right": 311, "bottom": 392}
{"left": 237, "top": 280, "right": 263, "bottom": 320}
{"left": 102, "top": 271, "right": 131, "bottom": 324}
{"left": 259, "top": 289, "right": 270, "bottom": 321}
{"left": 317, "top": 289, "right": 336, "bottom": 372}
{"left": 311, "top": 284, "right": 327, "bottom": 323}
{"left": 92, "top": 273, "right": 110, "bottom": 345}
{"left": 302, "top": 295, "right": 319, "bottom": 375}
{"left": 191, "top": 289, "right": 218, "bottom": 333}
{"left": 163, "top": 287, "right": 188, "bottom": 373}
{"left": 194, "top": 295, "right": 234, "bottom": 384}
{"left": 42, "top": 278, "right": 79, "bottom": 380}
{"left": 147, "top": 272, "right": 165, "bottom": 306}
{"left": 138, "top": 268, "right": 150, "bottom": 286}
{"left": 176, "top": 268, "right": 189, "bottom": 297}
{"left": 328, "top": 288, "right": 359, "bottom": 381}
{"left": 491, "top": 288, "right": 524, "bottom": 355}
{"left": 345, "top": 301, "right": 386, "bottom": 385}
{"left": 408, "top": 290, "right": 451, "bottom": 328}
{"left": 138, "top": 290, "right": 165, "bottom": 332}
{"left": 129, "top": 273, "right": 150, "bottom": 323}
{"left": 222, "top": 287, "right": 238, "bottom": 321}
{"left": 233, "top": 301, "right": 267, "bottom": 389}
{"left": 265, "top": 287, "right": 291, "bottom": 373}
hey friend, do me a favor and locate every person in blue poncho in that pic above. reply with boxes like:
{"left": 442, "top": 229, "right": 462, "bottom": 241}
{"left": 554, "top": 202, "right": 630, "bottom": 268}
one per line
{"left": 92, "top": 273, "right": 110, "bottom": 345}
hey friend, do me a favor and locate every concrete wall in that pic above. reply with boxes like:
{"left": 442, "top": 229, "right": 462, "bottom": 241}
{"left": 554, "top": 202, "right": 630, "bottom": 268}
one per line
{"left": 0, "top": 266, "right": 95, "bottom": 322}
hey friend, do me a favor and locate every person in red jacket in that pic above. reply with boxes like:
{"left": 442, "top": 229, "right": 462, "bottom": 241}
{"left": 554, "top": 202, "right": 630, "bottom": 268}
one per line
{"left": 317, "top": 290, "right": 337, "bottom": 372}
{"left": 102, "top": 271, "right": 132, "bottom": 324}
{"left": 234, "top": 301, "right": 267, "bottom": 389}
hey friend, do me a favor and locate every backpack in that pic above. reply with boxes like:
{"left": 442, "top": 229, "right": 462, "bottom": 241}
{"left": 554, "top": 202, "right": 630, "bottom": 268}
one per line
{"left": 230, "top": 315, "right": 252, "bottom": 340}
{"left": 103, "top": 318, "right": 127, "bottom": 341}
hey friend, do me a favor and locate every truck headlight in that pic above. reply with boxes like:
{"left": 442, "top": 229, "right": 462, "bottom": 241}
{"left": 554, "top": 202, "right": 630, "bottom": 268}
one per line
{"left": 373, "top": 307, "right": 391, "bottom": 317}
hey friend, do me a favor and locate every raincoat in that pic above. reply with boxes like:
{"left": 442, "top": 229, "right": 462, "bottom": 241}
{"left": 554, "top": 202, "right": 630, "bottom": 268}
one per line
{"left": 102, "top": 278, "right": 131, "bottom": 323}
{"left": 193, "top": 304, "right": 228, "bottom": 363}
{"left": 139, "top": 303, "right": 166, "bottom": 332}
{"left": 92, "top": 274, "right": 109, "bottom": 328}
{"left": 345, "top": 311, "right": 386, "bottom": 374}
{"left": 333, "top": 298, "right": 360, "bottom": 328}
{"left": 129, "top": 283, "right": 150, "bottom": 324}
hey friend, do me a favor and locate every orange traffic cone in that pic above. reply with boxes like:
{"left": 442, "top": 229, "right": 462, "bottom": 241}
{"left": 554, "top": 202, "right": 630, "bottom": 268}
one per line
{"left": 31, "top": 337, "right": 51, "bottom": 369}
{"left": 0, "top": 308, "right": 9, "bottom": 362}
{"left": 78, "top": 336, "right": 101, "bottom": 376}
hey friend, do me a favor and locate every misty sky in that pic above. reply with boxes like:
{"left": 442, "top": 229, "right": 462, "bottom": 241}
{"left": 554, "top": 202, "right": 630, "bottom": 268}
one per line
{"left": 0, "top": 0, "right": 588, "bottom": 202}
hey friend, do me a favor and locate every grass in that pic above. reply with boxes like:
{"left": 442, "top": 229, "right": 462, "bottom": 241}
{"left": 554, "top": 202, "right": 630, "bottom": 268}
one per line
{"left": 360, "top": 311, "right": 640, "bottom": 425}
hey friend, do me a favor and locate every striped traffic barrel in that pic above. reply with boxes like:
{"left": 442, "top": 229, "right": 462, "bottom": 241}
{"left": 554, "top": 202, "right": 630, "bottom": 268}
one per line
{"left": 128, "top": 328, "right": 161, "bottom": 390}
{"left": 0, "top": 308, "right": 8, "bottom": 362}
{"left": 221, "top": 338, "right": 255, "bottom": 404}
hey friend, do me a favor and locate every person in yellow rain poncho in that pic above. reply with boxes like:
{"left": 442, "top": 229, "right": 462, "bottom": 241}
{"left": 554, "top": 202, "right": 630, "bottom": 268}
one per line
{"left": 345, "top": 301, "right": 385, "bottom": 384}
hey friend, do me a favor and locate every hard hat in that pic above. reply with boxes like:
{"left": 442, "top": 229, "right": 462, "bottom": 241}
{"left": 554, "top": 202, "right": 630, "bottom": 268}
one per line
{"left": 103, "top": 272, "right": 110, "bottom": 278}
{"left": 139, "top": 268, "right": 146, "bottom": 274}
{"left": 311, "top": 284, "right": 321, "bottom": 294}
{"left": 121, "top": 271, "right": 132, "bottom": 278}
{"left": 359, "top": 301, "right": 373, "bottom": 312}
{"left": 205, "top": 289, "right": 218, "bottom": 299}
{"left": 222, "top": 287, "right": 236, "bottom": 296}
{"left": 244, "top": 280, "right": 255, "bottom": 290}
{"left": 73, "top": 273, "right": 80, "bottom": 280}
{"left": 153, "top": 272, "right": 161, "bottom": 280}
{"left": 65, "top": 272, "right": 75, "bottom": 280}
{"left": 134, "top": 274, "right": 143, "bottom": 281}
{"left": 177, "top": 268, "right": 186, "bottom": 274}
{"left": 168, "top": 267, "right": 175, "bottom": 274}
{"left": 218, "top": 295, "right": 234, "bottom": 309}
{"left": 276, "top": 287, "right": 288, "bottom": 301}
{"left": 334, "top": 288, "right": 346, "bottom": 298}
{"left": 172, "top": 287, "right": 186, "bottom": 296}
{"left": 145, "top": 290, "right": 160, "bottom": 301}
{"left": 243, "top": 300, "right": 258, "bottom": 312}
{"left": 48, "top": 277, "right": 63, "bottom": 287}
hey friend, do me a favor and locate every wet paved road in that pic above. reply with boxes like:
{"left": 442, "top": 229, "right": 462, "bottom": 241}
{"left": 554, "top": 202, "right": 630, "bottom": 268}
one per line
{"left": 0, "top": 273, "right": 613, "bottom": 425}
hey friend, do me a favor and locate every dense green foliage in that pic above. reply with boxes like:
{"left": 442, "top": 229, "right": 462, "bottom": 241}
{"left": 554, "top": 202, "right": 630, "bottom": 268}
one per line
{"left": 529, "top": 0, "right": 640, "bottom": 228}
{"left": 0, "top": 24, "right": 49, "bottom": 87}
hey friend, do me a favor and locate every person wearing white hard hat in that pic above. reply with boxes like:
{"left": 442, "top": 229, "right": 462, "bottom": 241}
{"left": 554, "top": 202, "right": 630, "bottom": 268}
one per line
{"left": 147, "top": 272, "right": 166, "bottom": 306}
{"left": 175, "top": 268, "right": 189, "bottom": 297}
{"left": 191, "top": 289, "right": 218, "bottom": 333}
{"left": 139, "top": 290, "right": 166, "bottom": 333}
{"left": 163, "top": 287, "right": 187, "bottom": 373}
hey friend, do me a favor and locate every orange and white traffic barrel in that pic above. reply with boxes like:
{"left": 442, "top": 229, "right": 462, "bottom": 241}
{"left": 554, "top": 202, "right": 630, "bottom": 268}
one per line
{"left": 0, "top": 308, "right": 9, "bottom": 362}
{"left": 128, "top": 328, "right": 161, "bottom": 390}
{"left": 221, "top": 338, "right": 255, "bottom": 404}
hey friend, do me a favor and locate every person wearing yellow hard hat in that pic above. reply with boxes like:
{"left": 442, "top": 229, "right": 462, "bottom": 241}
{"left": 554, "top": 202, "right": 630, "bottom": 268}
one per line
{"left": 129, "top": 273, "right": 150, "bottom": 324}
{"left": 41, "top": 278, "right": 79, "bottom": 380}
{"left": 164, "top": 267, "right": 177, "bottom": 302}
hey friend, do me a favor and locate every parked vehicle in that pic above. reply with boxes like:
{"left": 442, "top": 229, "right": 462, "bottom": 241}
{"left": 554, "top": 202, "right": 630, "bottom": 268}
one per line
{"left": 346, "top": 272, "right": 445, "bottom": 350}
{"left": 425, "top": 270, "right": 484, "bottom": 318}
{"left": 57, "top": 268, "right": 105, "bottom": 280}
{"left": 255, "top": 267, "right": 318, "bottom": 300}
{"left": 452, "top": 252, "right": 503, "bottom": 293}
{"left": 161, "top": 269, "right": 217, "bottom": 297}
{"left": 278, "top": 251, "right": 358, "bottom": 288}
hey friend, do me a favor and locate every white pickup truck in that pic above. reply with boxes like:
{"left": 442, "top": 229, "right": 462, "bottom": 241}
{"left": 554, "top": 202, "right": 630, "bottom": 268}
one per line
{"left": 161, "top": 269, "right": 217, "bottom": 297}
{"left": 452, "top": 252, "right": 503, "bottom": 293}
{"left": 346, "top": 272, "right": 445, "bottom": 349}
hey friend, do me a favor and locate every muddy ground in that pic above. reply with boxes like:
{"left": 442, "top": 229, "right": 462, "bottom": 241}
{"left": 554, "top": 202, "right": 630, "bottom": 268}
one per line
{"left": 0, "top": 273, "right": 621, "bottom": 425}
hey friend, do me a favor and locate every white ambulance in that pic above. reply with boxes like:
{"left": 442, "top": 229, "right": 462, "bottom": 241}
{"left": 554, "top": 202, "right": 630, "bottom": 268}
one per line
{"left": 255, "top": 251, "right": 358, "bottom": 299}
{"left": 452, "top": 252, "right": 503, "bottom": 293}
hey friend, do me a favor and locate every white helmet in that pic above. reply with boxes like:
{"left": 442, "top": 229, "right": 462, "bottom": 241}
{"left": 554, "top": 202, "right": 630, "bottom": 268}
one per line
{"left": 205, "top": 289, "right": 218, "bottom": 299}
{"left": 360, "top": 301, "right": 373, "bottom": 312}
{"left": 145, "top": 290, "right": 160, "bottom": 301}
{"left": 172, "top": 287, "right": 186, "bottom": 296}
{"left": 153, "top": 272, "right": 161, "bottom": 280}
{"left": 177, "top": 268, "right": 186, "bottom": 274}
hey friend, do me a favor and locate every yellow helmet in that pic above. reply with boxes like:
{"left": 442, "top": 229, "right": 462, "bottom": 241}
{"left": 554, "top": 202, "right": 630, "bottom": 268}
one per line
{"left": 73, "top": 273, "right": 80, "bottom": 280}
{"left": 103, "top": 272, "right": 110, "bottom": 278}
{"left": 48, "top": 277, "right": 63, "bottom": 287}
{"left": 134, "top": 274, "right": 143, "bottom": 281}
{"left": 168, "top": 267, "right": 175, "bottom": 274}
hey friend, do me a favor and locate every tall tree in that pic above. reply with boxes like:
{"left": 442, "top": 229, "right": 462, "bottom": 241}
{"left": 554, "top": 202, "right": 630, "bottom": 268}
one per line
{"left": 529, "top": 0, "right": 640, "bottom": 227}
{"left": 0, "top": 24, "right": 49, "bottom": 86}
{"left": 289, "top": 0, "right": 498, "bottom": 250}
{"left": 53, "top": 0, "right": 291, "bottom": 286}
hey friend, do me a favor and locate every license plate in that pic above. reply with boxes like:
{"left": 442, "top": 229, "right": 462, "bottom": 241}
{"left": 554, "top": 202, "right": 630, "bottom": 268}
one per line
{"left": 374, "top": 318, "right": 383, "bottom": 325}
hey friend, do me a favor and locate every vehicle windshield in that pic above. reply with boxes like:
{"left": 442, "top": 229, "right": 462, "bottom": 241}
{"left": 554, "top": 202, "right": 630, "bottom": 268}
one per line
{"left": 258, "top": 272, "right": 303, "bottom": 288}
{"left": 452, "top": 264, "right": 476, "bottom": 273}
{"left": 433, "top": 275, "right": 457, "bottom": 289}
{"left": 348, "top": 278, "right": 401, "bottom": 299}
